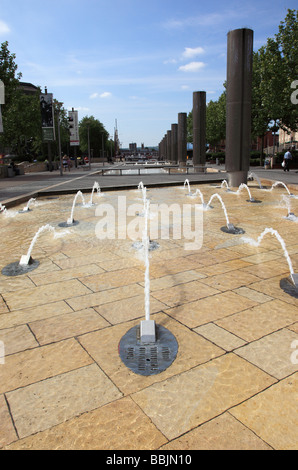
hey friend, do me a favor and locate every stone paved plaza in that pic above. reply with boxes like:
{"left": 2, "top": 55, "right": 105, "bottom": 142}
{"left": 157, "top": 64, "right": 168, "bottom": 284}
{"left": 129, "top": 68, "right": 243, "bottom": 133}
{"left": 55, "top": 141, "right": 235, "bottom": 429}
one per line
{"left": 0, "top": 173, "right": 297, "bottom": 450}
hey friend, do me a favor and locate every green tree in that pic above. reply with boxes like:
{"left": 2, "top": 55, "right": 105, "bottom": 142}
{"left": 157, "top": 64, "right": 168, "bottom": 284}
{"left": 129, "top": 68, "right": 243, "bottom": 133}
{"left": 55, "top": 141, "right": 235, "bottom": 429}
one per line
{"left": 187, "top": 90, "right": 226, "bottom": 150}
{"left": 0, "top": 41, "right": 43, "bottom": 159}
{"left": 0, "top": 41, "right": 21, "bottom": 107}
{"left": 206, "top": 91, "right": 226, "bottom": 151}
{"left": 186, "top": 110, "right": 193, "bottom": 143}
{"left": 252, "top": 9, "right": 298, "bottom": 138}
{"left": 79, "top": 116, "right": 109, "bottom": 158}
{"left": 53, "top": 100, "right": 70, "bottom": 157}
{"left": 275, "top": 8, "right": 298, "bottom": 132}
{"left": 2, "top": 89, "right": 42, "bottom": 159}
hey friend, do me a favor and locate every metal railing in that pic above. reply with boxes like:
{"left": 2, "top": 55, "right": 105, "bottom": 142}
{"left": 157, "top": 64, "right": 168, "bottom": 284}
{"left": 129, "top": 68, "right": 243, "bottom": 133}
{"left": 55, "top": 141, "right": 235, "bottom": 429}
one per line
{"left": 95, "top": 164, "right": 207, "bottom": 176}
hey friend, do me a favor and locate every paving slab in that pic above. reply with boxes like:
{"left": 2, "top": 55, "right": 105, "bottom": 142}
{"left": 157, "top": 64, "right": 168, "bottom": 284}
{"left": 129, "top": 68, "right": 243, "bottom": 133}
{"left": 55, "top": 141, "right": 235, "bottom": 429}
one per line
{"left": 132, "top": 353, "right": 276, "bottom": 441}
{"left": 161, "top": 412, "right": 272, "bottom": 450}
{"left": 230, "top": 374, "right": 298, "bottom": 451}
{"left": 6, "top": 363, "right": 122, "bottom": 439}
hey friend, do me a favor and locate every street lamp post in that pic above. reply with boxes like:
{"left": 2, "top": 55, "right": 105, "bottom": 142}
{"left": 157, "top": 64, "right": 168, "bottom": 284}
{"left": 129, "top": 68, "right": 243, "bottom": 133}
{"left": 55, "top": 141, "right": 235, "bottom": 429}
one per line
{"left": 56, "top": 103, "right": 63, "bottom": 176}
{"left": 0, "top": 79, "right": 4, "bottom": 134}
{"left": 101, "top": 132, "right": 104, "bottom": 166}
{"left": 87, "top": 125, "right": 91, "bottom": 170}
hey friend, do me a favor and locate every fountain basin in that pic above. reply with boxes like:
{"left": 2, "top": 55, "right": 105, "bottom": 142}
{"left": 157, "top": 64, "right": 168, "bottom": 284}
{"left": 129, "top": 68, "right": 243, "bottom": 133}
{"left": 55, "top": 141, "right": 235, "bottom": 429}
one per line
{"left": 285, "top": 213, "right": 297, "bottom": 221}
{"left": 280, "top": 275, "right": 298, "bottom": 298}
{"left": 119, "top": 323, "right": 178, "bottom": 376}
{"left": 18, "top": 208, "right": 32, "bottom": 214}
{"left": 290, "top": 273, "right": 298, "bottom": 288}
{"left": 221, "top": 223, "right": 245, "bottom": 235}
{"left": 58, "top": 220, "right": 80, "bottom": 228}
{"left": 247, "top": 198, "right": 262, "bottom": 203}
{"left": 2, "top": 258, "right": 40, "bottom": 276}
{"left": 132, "top": 240, "right": 160, "bottom": 251}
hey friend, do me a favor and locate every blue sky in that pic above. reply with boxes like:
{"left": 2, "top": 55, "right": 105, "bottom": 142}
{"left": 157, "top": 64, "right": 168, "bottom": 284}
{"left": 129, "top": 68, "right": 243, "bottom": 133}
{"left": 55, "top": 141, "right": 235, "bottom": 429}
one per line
{"left": 0, "top": 0, "right": 296, "bottom": 148}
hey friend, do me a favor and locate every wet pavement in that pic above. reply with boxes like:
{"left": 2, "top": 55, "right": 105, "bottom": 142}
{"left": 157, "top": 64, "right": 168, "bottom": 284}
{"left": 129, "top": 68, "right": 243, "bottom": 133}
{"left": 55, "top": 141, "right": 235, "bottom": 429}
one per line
{"left": 0, "top": 168, "right": 297, "bottom": 450}
{"left": 0, "top": 163, "right": 296, "bottom": 206}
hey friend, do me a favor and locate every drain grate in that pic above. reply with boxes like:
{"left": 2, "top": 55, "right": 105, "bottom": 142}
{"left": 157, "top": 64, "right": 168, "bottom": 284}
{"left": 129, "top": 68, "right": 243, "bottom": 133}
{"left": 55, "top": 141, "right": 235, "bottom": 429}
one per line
{"left": 2, "top": 259, "right": 40, "bottom": 277}
{"left": 221, "top": 225, "right": 245, "bottom": 235}
{"left": 58, "top": 220, "right": 79, "bottom": 228}
{"left": 119, "top": 324, "right": 178, "bottom": 376}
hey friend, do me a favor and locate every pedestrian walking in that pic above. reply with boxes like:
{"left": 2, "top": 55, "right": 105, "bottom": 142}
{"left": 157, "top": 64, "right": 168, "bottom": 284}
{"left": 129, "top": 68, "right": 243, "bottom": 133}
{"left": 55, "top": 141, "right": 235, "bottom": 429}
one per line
{"left": 67, "top": 157, "right": 72, "bottom": 172}
{"left": 62, "top": 155, "right": 68, "bottom": 172}
{"left": 283, "top": 149, "right": 292, "bottom": 172}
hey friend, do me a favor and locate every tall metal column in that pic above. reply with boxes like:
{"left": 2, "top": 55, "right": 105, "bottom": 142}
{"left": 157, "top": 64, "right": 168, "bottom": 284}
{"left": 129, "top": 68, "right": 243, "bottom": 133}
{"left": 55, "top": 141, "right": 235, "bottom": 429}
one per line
{"left": 171, "top": 123, "right": 178, "bottom": 163}
{"left": 178, "top": 112, "right": 187, "bottom": 166}
{"left": 226, "top": 28, "right": 253, "bottom": 187}
{"left": 167, "top": 130, "right": 172, "bottom": 162}
{"left": 193, "top": 91, "right": 206, "bottom": 170}
{"left": 163, "top": 134, "right": 168, "bottom": 160}
{"left": 162, "top": 137, "right": 166, "bottom": 160}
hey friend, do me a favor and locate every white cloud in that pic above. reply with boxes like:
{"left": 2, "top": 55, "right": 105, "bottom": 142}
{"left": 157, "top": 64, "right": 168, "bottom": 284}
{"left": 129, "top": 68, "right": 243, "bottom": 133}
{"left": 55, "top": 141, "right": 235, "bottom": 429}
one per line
{"left": 178, "top": 62, "right": 206, "bottom": 72}
{"left": 100, "top": 92, "right": 112, "bottom": 98}
{"left": 163, "top": 58, "right": 178, "bottom": 65}
{"left": 89, "top": 91, "right": 112, "bottom": 99}
{"left": 0, "top": 20, "right": 10, "bottom": 35}
{"left": 182, "top": 47, "right": 205, "bottom": 59}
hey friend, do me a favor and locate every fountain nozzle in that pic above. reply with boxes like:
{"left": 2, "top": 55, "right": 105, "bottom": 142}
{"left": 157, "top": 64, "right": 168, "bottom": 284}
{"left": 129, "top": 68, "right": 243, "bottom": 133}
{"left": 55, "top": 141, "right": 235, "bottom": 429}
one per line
{"left": 140, "top": 320, "right": 156, "bottom": 343}
{"left": 290, "top": 273, "right": 298, "bottom": 289}
{"left": 19, "top": 255, "right": 33, "bottom": 266}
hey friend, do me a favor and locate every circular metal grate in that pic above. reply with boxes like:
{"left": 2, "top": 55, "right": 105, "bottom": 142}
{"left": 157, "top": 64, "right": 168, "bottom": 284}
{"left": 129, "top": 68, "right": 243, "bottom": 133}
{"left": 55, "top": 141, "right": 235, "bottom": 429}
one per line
{"left": 246, "top": 199, "right": 262, "bottom": 203}
{"left": 1, "top": 259, "right": 40, "bottom": 277}
{"left": 58, "top": 220, "right": 79, "bottom": 228}
{"left": 221, "top": 225, "right": 245, "bottom": 235}
{"left": 119, "top": 324, "right": 178, "bottom": 376}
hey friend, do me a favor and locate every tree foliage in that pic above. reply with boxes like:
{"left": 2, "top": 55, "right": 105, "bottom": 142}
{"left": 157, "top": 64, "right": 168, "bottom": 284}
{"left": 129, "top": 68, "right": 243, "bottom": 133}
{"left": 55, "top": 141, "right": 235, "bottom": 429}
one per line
{"left": 0, "top": 41, "right": 43, "bottom": 159}
{"left": 3, "top": 90, "right": 42, "bottom": 158}
{"left": 188, "top": 9, "right": 298, "bottom": 148}
{"left": 253, "top": 9, "right": 298, "bottom": 136}
{"left": 79, "top": 116, "right": 110, "bottom": 157}
{"left": 206, "top": 91, "right": 226, "bottom": 150}
{"left": 0, "top": 41, "right": 21, "bottom": 106}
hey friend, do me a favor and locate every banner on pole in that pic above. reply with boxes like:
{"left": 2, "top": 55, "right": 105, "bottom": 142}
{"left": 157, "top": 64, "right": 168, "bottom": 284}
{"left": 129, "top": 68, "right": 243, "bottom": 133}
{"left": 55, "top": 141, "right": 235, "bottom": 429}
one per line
{"left": 68, "top": 110, "right": 80, "bottom": 146}
{"left": 40, "top": 93, "right": 55, "bottom": 141}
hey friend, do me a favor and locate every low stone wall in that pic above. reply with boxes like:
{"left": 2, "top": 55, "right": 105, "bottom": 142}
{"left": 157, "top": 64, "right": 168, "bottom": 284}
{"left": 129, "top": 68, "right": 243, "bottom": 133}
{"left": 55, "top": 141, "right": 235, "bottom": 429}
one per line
{"left": 0, "top": 164, "right": 25, "bottom": 178}
{"left": 0, "top": 165, "right": 8, "bottom": 178}
{"left": 23, "top": 162, "right": 47, "bottom": 173}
